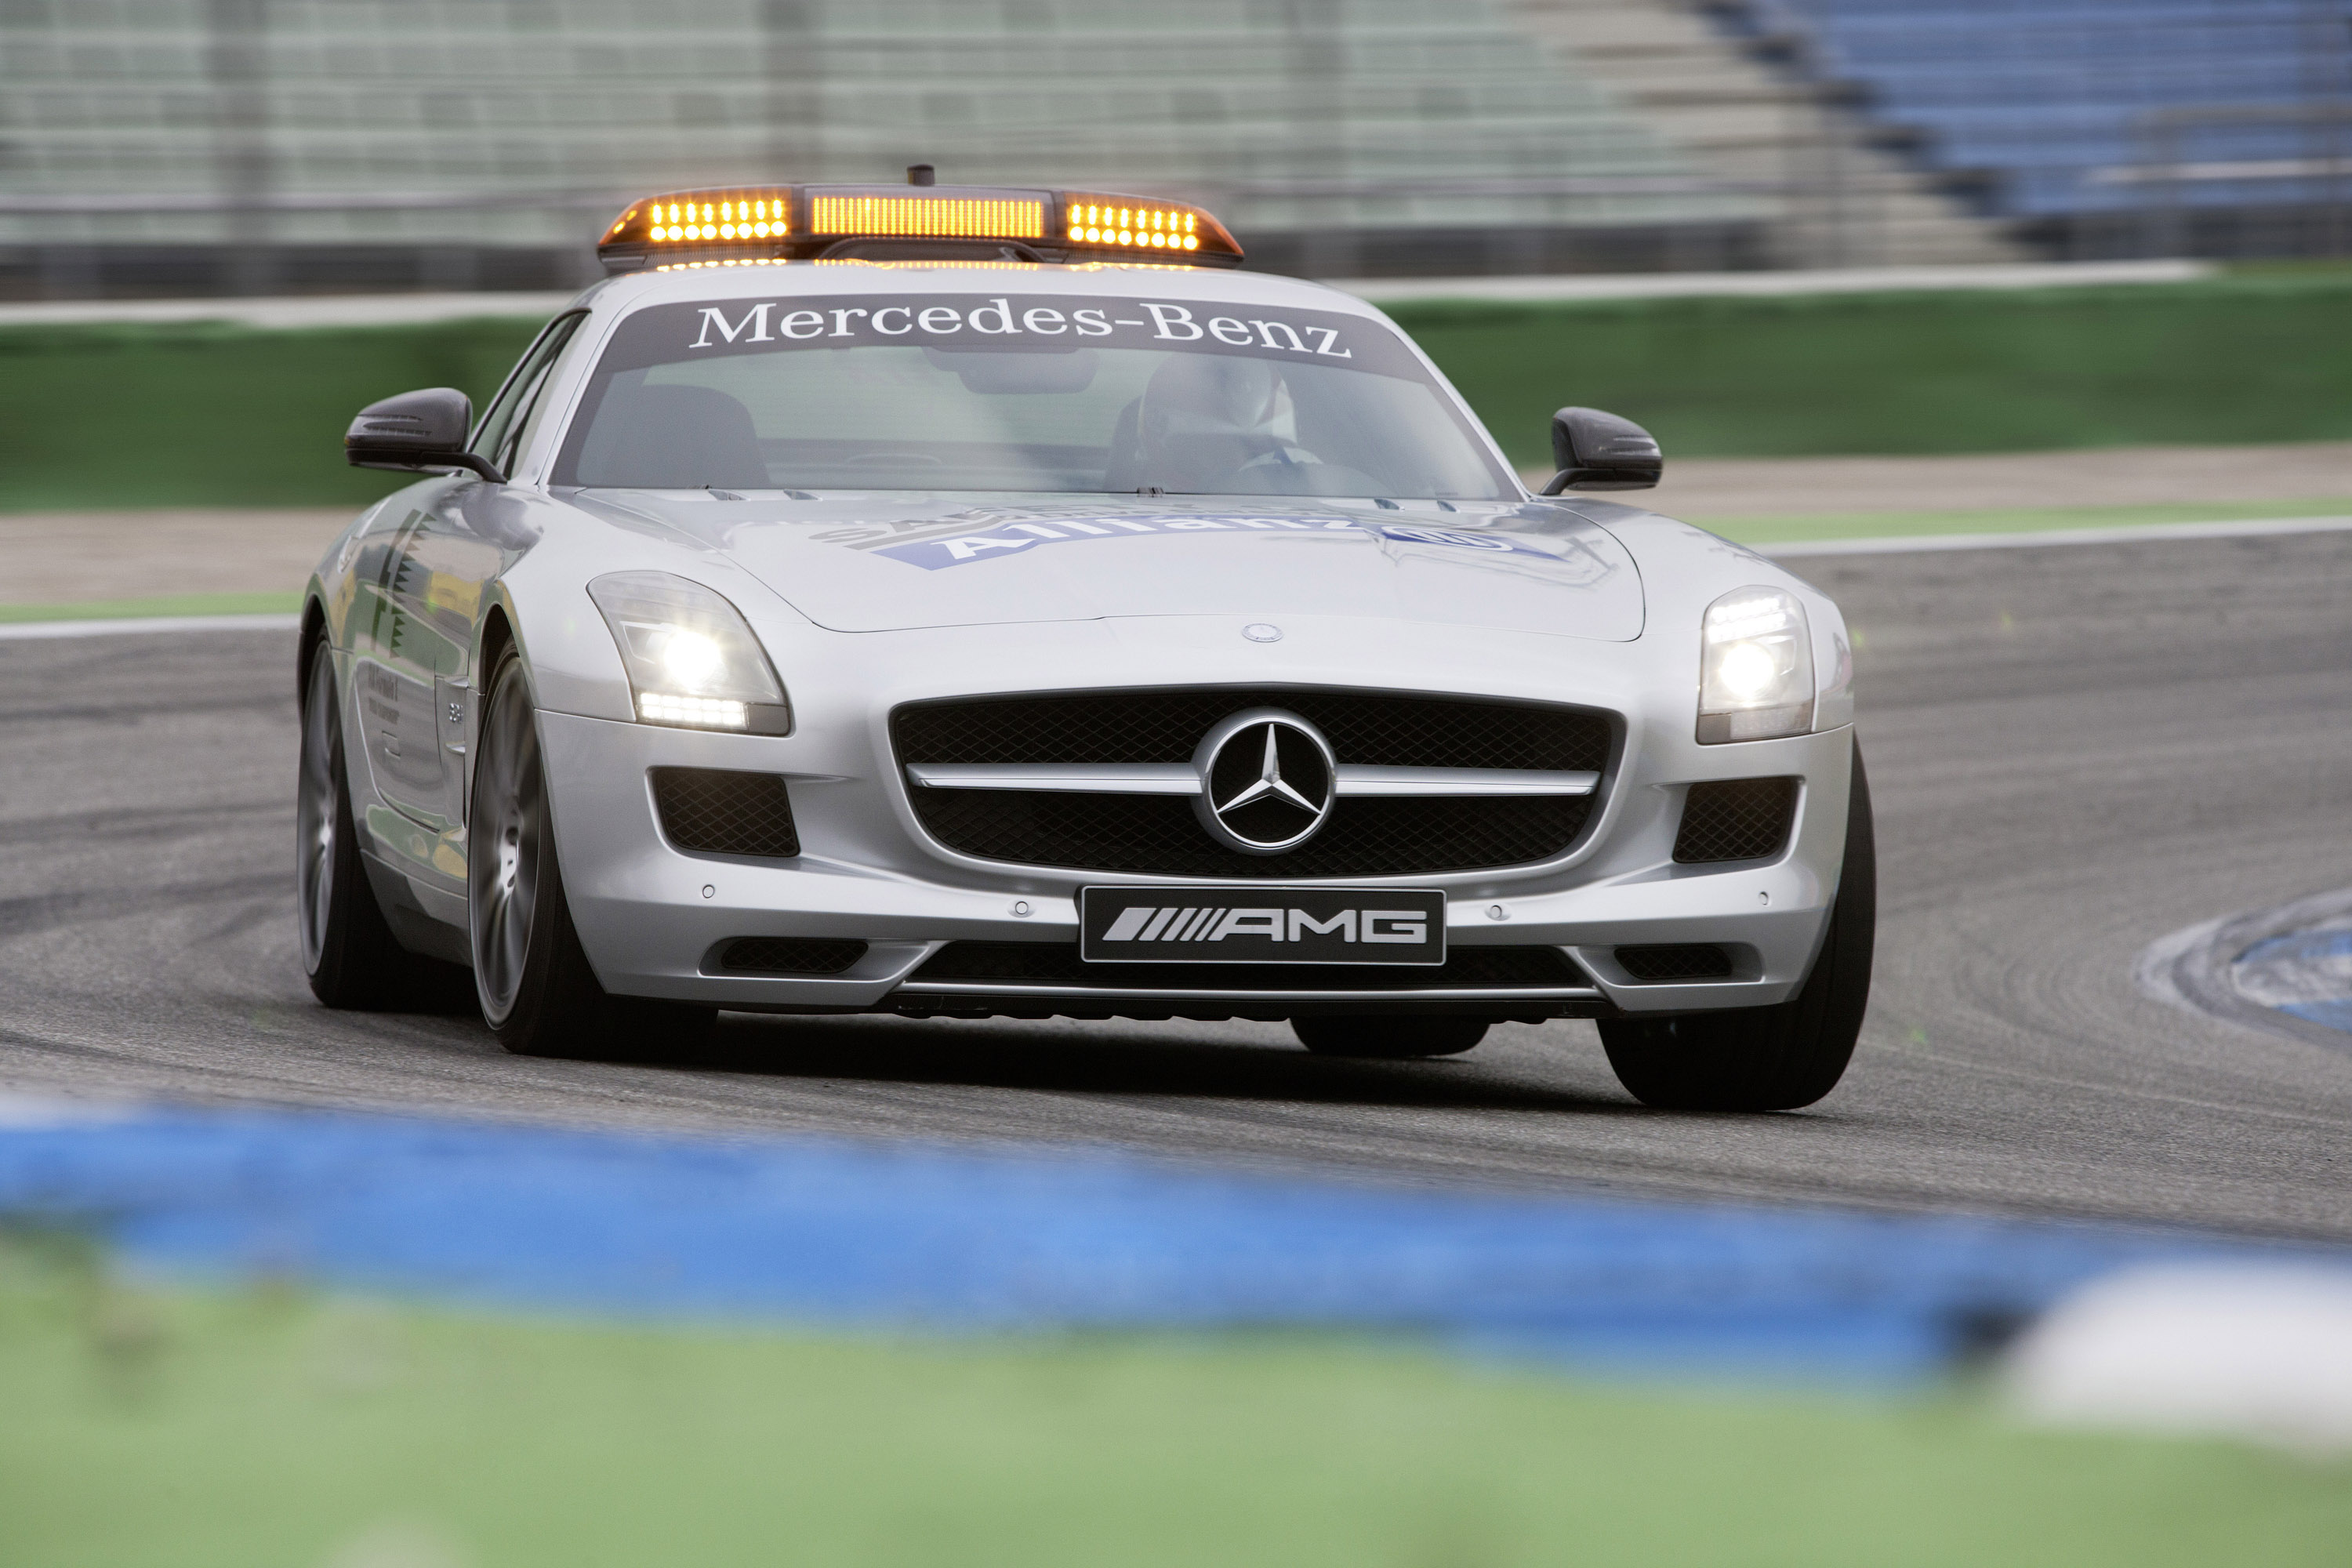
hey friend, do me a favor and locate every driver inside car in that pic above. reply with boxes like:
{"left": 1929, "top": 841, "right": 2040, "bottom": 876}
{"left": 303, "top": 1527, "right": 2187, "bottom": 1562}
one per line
{"left": 1130, "top": 355, "right": 1327, "bottom": 495}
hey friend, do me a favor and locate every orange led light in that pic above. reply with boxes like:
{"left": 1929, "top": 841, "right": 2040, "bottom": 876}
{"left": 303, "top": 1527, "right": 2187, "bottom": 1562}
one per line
{"left": 809, "top": 195, "right": 1045, "bottom": 239}
{"left": 621, "top": 191, "right": 794, "bottom": 245}
{"left": 1060, "top": 194, "right": 1224, "bottom": 256}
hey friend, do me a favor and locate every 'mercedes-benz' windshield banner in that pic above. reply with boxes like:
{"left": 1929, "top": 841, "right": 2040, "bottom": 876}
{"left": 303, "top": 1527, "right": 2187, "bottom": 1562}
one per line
{"left": 597, "top": 294, "right": 1424, "bottom": 379}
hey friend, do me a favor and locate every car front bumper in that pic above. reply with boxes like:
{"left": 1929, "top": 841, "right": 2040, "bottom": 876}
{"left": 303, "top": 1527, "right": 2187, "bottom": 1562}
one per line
{"left": 538, "top": 619, "right": 1856, "bottom": 1021}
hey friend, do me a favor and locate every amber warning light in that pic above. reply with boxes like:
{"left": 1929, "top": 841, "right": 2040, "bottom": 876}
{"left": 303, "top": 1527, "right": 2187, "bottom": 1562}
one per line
{"left": 598, "top": 176, "right": 1242, "bottom": 272}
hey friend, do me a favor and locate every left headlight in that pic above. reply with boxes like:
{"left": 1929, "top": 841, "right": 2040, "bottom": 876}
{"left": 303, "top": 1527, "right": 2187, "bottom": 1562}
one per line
{"left": 1697, "top": 586, "right": 1813, "bottom": 744}
{"left": 589, "top": 571, "right": 790, "bottom": 735}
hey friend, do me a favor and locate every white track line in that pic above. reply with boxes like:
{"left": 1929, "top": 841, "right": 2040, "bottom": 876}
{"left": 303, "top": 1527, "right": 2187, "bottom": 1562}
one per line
{"left": 0, "top": 291, "right": 576, "bottom": 329}
{"left": 0, "top": 263, "right": 2214, "bottom": 329}
{"left": 1341, "top": 260, "right": 2213, "bottom": 305}
{"left": 2, "top": 513, "right": 2345, "bottom": 636}
{"left": 0, "top": 612, "right": 300, "bottom": 641}
{"left": 1755, "top": 514, "right": 2352, "bottom": 558}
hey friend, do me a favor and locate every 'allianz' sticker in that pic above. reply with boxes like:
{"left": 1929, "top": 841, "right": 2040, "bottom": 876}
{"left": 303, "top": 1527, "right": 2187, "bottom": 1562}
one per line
{"left": 870, "top": 515, "right": 1559, "bottom": 571}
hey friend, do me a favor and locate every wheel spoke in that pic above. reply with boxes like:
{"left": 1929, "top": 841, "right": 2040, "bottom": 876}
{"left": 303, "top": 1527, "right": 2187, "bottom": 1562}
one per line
{"left": 296, "top": 657, "right": 339, "bottom": 970}
{"left": 470, "top": 666, "right": 548, "bottom": 1024}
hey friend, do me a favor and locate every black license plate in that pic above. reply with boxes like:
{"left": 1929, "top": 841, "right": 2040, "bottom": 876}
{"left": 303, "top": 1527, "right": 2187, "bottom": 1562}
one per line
{"left": 1079, "top": 887, "right": 1446, "bottom": 965}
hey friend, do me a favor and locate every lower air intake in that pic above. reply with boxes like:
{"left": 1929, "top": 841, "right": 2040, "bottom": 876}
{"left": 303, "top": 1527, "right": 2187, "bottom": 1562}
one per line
{"left": 714, "top": 937, "right": 867, "bottom": 975}
{"left": 1673, "top": 777, "right": 1798, "bottom": 865}
{"left": 1615, "top": 944, "right": 1735, "bottom": 982}
{"left": 909, "top": 942, "right": 1591, "bottom": 992}
{"left": 652, "top": 768, "right": 800, "bottom": 858}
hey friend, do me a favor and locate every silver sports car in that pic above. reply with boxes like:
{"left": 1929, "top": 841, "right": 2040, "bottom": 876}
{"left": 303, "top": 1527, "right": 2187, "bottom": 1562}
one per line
{"left": 300, "top": 176, "right": 1871, "bottom": 1110}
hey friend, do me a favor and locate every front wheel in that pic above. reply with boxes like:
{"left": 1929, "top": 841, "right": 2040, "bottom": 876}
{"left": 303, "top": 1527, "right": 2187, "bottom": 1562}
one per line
{"left": 1599, "top": 742, "right": 1876, "bottom": 1112}
{"left": 468, "top": 648, "right": 714, "bottom": 1060}
{"left": 297, "top": 638, "right": 430, "bottom": 1008}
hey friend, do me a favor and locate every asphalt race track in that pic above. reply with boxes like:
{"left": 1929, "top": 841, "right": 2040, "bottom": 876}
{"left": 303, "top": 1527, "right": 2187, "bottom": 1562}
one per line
{"left": 3, "top": 532, "right": 2350, "bottom": 1241}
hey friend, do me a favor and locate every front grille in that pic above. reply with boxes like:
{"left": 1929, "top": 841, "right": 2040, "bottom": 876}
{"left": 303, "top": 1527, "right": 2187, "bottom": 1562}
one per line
{"left": 1673, "top": 778, "right": 1798, "bottom": 865}
{"left": 896, "top": 688, "right": 1610, "bottom": 770}
{"left": 651, "top": 768, "right": 800, "bottom": 858}
{"left": 908, "top": 942, "right": 1592, "bottom": 992}
{"left": 714, "top": 937, "right": 866, "bottom": 975}
{"left": 1616, "top": 944, "right": 1734, "bottom": 982}
{"left": 895, "top": 688, "right": 1613, "bottom": 877}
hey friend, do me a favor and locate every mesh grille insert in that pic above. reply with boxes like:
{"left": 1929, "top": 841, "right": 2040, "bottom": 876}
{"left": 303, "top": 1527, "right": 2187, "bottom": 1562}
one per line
{"left": 895, "top": 688, "right": 1611, "bottom": 771}
{"left": 894, "top": 688, "right": 1613, "bottom": 877}
{"left": 715, "top": 937, "right": 866, "bottom": 975}
{"left": 1616, "top": 944, "right": 1734, "bottom": 982}
{"left": 1673, "top": 777, "right": 1798, "bottom": 865}
{"left": 910, "top": 942, "right": 1592, "bottom": 992}
{"left": 652, "top": 768, "right": 800, "bottom": 858}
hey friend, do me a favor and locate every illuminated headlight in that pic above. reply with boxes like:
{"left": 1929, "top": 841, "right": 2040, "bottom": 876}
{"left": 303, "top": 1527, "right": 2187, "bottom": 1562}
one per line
{"left": 588, "top": 572, "right": 790, "bottom": 735}
{"left": 1697, "top": 587, "right": 1813, "bottom": 744}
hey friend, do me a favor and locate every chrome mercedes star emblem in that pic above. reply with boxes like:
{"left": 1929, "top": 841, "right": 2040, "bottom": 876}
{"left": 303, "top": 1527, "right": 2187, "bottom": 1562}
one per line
{"left": 1191, "top": 707, "right": 1337, "bottom": 854}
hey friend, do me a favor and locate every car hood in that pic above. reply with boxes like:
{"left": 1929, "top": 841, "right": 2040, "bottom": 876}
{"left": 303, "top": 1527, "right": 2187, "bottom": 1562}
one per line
{"left": 566, "top": 492, "right": 1645, "bottom": 640}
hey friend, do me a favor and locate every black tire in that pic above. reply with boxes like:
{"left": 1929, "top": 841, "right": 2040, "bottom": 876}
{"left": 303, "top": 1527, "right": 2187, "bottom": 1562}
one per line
{"left": 1599, "top": 742, "right": 1876, "bottom": 1112}
{"left": 468, "top": 647, "right": 715, "bottom": 1061}
{"left": 298, "top": 638, "right": 430, "bottom": 1008}
{"left": 1292, "top": 1015, "right": 1490, "bottom": 1058}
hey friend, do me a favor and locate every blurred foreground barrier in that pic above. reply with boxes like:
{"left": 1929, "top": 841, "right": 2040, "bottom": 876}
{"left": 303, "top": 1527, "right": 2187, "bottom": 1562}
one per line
{"left": 2, "top": 1099, "right": 2343, "bottom": 1383}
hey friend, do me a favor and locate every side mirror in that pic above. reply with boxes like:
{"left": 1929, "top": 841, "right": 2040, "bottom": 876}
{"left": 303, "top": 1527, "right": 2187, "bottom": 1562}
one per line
{"left": 344, "top": 387, "right": 504, "bottom": 482}
{"left": 1540, "top": 406, "right": 1661, "bottom": 494}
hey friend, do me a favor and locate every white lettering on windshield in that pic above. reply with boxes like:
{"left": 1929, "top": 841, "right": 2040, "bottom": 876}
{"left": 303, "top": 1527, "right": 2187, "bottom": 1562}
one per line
{"left": 690, "top": 303, "right": 773, "bottom": 347}
{"left": 1142, "top": 303, "right": 1201, "bottom": 340}
{"left": 675, "top": 297, "right": 1361, "bottom": 361}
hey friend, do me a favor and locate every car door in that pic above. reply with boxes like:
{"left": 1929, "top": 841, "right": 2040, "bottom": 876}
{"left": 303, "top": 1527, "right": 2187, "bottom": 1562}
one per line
{"left": 354, "top": 311, "right": 590, "bottom": 887}
{"left": 350, "top": 498, "right": 459, "bottom": 840}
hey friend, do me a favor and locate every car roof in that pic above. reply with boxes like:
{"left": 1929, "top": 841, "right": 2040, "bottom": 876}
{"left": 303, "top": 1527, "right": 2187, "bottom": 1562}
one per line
{"left": 575, "top": 260, "right": 1386, "bottom": 320}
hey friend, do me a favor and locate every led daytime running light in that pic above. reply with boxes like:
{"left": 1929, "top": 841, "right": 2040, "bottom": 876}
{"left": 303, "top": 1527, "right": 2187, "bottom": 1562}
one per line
{"left": 1697, "top": 586, "right": 1815, "bottom": 745}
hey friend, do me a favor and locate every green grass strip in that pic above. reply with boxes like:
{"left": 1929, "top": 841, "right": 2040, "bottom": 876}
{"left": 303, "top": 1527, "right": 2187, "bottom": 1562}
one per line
{"left": 7, "top": 273, "right": 2352, "bottom": 510}
{"left": 0, "top": 316, "right": 545, "bottom": 514}
{"left": 1, "top": 1249, "right": 2344, "bottom": 1568}
{"left": 1390, "top": 271, "right": 2352, "bottom": 468}
{"left": 0, "top": 591, "right": 303, "bottom": 624}
{"left": 1703, "top": 497, "right": 2352, "bottom": 547}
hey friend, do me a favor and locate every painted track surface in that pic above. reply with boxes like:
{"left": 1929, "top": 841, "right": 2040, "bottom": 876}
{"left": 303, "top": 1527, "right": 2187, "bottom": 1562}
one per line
{"left": 2, "top": 532, "right": 2349, "bottom": 1239}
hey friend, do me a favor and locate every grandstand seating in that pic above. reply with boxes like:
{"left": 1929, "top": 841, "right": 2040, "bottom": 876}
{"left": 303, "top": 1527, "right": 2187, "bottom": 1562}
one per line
{"left": 0, "top": 0, "right": 1768, "bottom": 292}
{"left": 1736, "top": 0, "right": 2352, "bottom": 249}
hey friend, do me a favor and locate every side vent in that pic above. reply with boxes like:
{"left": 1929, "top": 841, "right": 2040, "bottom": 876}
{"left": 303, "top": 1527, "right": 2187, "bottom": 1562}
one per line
{"left": 714, "top": 937, "right": 867, "bottom": 975}
{"left": 652, "top": 768, "right": 800, "bottom": 858}
{"left": 1674, "top": 778, "right": 1798, "bottom": 865}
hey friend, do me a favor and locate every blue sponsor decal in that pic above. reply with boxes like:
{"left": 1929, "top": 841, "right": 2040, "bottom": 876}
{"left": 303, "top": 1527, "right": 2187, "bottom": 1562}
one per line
{"left": 873, "top": 514, "right": 1559, "bottom": 571}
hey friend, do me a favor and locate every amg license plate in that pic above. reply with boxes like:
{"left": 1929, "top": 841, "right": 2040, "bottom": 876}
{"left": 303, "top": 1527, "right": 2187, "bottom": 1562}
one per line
{"left": 1079, "top": 887, "right": 1446, "bottom": 965}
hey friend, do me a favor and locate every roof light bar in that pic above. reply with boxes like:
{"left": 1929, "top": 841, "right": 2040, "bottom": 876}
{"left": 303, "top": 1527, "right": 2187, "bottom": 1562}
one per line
{"left": 810, "top": 194, "right": 1045, "bottom": 240}
{"left": 597, "top": 180, "right": 1241, "bottom": 272}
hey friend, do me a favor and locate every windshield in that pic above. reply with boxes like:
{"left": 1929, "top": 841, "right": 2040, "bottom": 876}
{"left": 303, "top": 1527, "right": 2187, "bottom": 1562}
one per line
{"left": 551, "top": 290, "right": 1517, "bottom": 500}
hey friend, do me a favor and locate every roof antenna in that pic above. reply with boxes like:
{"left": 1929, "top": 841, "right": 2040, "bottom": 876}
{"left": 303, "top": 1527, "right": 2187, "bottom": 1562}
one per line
{"left": 906, "top": 163, "right": 935, "bottom": 187}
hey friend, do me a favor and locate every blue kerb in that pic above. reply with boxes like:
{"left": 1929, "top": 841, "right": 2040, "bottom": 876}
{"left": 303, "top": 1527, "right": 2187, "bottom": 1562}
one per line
{"left": 2235, "top": 924, "right": 2352, "bottom": 1036}
{"left": 2239, "top": 928, "right": 2352, "bottom": 966}
{"left": 0, "top": 1106, "right": 2340, "bottom": 1381}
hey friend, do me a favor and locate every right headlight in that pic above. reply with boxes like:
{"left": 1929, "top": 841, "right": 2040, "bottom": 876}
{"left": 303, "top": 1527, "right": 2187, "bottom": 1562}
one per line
{"left": 589, "top": 571, "right": 790, "bottom": 735}
{"left": 1697, "top": 586, "right": 1813, "bottom": 744}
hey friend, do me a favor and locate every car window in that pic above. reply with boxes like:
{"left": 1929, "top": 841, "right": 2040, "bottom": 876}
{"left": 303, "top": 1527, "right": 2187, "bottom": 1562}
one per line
{"left": 471, "top": 310, "right": 587, "bottom": 472}
{"left": 551, "top": 292, "right": 1515, "bottom": 500}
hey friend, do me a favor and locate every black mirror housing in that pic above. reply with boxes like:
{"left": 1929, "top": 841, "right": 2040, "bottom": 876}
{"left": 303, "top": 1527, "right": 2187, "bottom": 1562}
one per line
{"left": 345, "top": 387, "right": 504, "bottom": 482}
{"left": 1541, "top": 406, "right": 1661, "bottom": 494}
